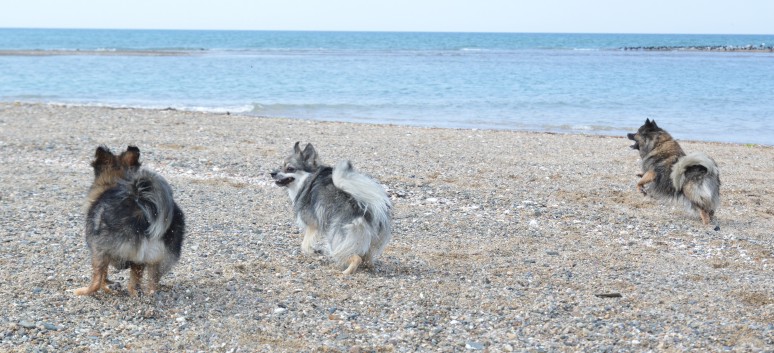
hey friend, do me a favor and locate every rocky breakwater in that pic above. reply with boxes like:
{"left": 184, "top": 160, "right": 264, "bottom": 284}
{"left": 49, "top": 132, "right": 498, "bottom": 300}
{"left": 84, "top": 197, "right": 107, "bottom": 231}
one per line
{"left": 621, "top": 44, "right": 774, "bottom": 52}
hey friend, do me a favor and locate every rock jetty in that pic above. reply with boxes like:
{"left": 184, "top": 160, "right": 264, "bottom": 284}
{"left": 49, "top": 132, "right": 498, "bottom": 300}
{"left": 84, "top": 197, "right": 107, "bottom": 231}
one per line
{"left": 621, "top": 44, "right": 773, "bottom": 52}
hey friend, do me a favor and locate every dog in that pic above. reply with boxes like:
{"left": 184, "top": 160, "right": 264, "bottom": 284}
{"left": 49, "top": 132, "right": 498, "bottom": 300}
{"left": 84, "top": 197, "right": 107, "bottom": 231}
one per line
{"left": 270, "top": 142, "right": 392, "bottom": 275}
{"left": 74, "top": 146, "right": 185, "bottom": 296}
{"left": 627, "top": 119, "right": 720, "bottom": 225}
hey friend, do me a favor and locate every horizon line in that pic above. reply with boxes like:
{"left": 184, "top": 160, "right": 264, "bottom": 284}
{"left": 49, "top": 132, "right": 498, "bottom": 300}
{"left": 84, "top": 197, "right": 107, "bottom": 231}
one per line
{"left": 2, "top": 26, "right": 773, "bottom": 36}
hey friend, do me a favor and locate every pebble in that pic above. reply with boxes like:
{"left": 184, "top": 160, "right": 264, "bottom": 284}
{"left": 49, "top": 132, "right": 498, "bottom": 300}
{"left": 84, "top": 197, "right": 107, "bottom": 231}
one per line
{"left": 465, "top": 341, "right": 484, "bottom": 350}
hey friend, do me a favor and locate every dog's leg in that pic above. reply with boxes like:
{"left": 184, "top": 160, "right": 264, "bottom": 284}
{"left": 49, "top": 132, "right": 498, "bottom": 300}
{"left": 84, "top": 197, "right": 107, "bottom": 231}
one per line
{"left": 301, "top": 225, "right": 317, "bottom": 255}
{"left": 128, "top": 263, "right": 145, "bottom": 297}
{"left": 74, "top": 255, "right": 110, "bottom": 295}
{"left": 342, "top": 255, "right": 362, "bottom": 275}
{"left": 636, "top": 170, "right": 656, "bottom": 195}
{"left": 699, "top": 209, "right": 711, "bottom": 225}
{"left": 145, "top": 264, "right": 162, "bottom": 295}
{"left": 100, "top": 274, "right": 111, "bottom": 293}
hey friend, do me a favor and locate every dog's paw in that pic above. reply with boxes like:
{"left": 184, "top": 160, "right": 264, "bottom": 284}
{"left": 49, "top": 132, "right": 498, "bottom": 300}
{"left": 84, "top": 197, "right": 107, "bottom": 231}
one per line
{"left": 74, "top": 287, "right": 94, "bottom": 296}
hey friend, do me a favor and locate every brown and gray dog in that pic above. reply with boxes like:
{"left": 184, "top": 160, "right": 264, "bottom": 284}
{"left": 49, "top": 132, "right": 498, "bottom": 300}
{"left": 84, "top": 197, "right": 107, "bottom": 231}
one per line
{"left": 627, "top": 119, "right": 720, "bottom": 225}
{"left": 75, "top": 146, "right": 185, "bottom": 296}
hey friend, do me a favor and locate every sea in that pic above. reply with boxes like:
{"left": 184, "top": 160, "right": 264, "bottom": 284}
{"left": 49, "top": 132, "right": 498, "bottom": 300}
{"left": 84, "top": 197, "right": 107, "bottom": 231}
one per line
{"left": 1, "top": 28, "right": 772, "bottom": 145}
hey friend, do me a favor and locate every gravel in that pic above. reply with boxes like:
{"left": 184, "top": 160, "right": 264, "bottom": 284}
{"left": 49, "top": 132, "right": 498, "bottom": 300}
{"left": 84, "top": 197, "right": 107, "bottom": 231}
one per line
{"left": 1, "top": 103, "right": 772, "bottom": 352}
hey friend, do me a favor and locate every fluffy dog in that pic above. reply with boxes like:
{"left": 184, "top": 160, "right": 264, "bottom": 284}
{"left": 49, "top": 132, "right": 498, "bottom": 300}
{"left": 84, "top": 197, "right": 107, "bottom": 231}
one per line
{"left": 270, "top": 142, "right": 392, "bottom": 275}
{"left": 627, "top": 119, "right": 720, "bottom": 225}
{"left": 75, "top": 146, "right": 185, "bottom": 296}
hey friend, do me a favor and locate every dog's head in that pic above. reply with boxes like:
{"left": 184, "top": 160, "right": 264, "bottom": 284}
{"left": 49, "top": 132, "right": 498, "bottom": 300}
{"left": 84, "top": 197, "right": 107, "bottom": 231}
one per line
{"left": 627, "top": 118, "right": 663, "bottom": 151}
{"left": 270, "top": 142, "right": 319, "bottom": 191}
{"left": 91, "top": 145, "right": 141, "bottom": 186}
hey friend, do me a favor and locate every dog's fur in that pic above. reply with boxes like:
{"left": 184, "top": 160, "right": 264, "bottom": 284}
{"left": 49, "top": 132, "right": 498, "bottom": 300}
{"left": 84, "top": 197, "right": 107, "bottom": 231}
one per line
{"left": 75, "top": 146, "right": 185, "bottom": 296}
{"left": 270, "top": 142, "right": 392, "bottom": 275}
{"left": 627, "top": 119, "right": 721, "bottom": 225}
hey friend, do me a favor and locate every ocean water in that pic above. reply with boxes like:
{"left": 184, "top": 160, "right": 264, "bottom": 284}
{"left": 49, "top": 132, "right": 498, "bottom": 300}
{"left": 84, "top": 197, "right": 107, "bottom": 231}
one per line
{"left": 0, "top": 29, "right": 772, "bottom": 145}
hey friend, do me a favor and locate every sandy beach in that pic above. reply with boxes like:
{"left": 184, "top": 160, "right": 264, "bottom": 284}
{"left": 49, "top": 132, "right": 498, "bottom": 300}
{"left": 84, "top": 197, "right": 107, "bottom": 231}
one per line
{"left": 0, "top": 102, "right": 772, "bottom": 352}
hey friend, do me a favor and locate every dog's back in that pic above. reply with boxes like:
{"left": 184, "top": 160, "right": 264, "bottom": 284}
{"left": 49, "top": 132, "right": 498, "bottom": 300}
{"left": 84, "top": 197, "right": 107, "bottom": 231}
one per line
{"left": 87, "top": 168, "right": 184, "bottom": 271}
{"left": 639, "top": 131, "right": 685, "bottom": 197}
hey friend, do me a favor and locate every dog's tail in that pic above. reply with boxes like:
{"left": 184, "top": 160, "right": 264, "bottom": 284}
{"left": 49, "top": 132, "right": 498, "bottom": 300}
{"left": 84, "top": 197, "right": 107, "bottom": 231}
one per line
{"left": 332, "top": 160, "right": 392, "bottom": 230}
{"left": 671, "top": 152, "right": 721, "bottom": 215}
{"left": 121, "top": 169, "right": 176, "bottom": 239}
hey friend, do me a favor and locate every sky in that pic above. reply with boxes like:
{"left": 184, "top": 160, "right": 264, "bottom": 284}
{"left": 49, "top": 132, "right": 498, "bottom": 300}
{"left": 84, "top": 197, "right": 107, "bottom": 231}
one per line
{"left": 0, "top": 0, "right": 772, "bottom": 34}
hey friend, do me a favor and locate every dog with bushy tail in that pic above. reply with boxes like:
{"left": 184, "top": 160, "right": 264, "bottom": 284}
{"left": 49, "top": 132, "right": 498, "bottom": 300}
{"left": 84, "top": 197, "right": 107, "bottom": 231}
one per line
{"left": 271, "top": 142, "right": 392, "bottom": 275}
{"left": 627, "top": 119, "right": 721, "bottom": 226}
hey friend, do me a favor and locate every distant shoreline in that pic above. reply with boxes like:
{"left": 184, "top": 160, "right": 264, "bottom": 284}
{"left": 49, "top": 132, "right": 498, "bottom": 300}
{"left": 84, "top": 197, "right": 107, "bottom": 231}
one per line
{"left": 620, "top": 44, "right": 774, "bottom": 52}
{"left": 2, "top": 45, "right": 774, "bottom": 57}
{"left": 0, "top": 49, "right": 197, "bottom": 56}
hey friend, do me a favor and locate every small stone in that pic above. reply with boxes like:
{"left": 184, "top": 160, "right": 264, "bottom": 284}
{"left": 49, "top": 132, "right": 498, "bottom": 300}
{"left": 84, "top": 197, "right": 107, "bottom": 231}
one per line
{"left": 274, "top": 308, "right": 287, "bottom": 314}
{"left": 43, "top": 323, "right": 59, "bottom": 331}
{"left": 466, "top": 341, "right": 484, "bottom": 350}
{"left": 19, "top": 320, "right": 35, "bottom": 329}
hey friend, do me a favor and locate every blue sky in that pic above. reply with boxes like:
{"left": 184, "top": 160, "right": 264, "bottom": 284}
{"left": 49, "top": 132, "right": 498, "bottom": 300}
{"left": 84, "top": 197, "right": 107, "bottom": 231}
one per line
{"left": 1, "top": 0, "right": 772, "bottom": 34}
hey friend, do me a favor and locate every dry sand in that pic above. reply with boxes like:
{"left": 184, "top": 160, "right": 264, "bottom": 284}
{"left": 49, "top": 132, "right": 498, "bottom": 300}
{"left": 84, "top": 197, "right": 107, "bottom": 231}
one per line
{"left": 0, "top": 103, "right": 772, "bottom": 352}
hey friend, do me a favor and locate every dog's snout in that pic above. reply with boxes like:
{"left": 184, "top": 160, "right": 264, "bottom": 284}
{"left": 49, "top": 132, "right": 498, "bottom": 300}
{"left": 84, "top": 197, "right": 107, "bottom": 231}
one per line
{"left": 627, "top": 133, "right": 636, "bottom": 140}
{"left": 270, "top": 171, "right": 278, "bottom": 178}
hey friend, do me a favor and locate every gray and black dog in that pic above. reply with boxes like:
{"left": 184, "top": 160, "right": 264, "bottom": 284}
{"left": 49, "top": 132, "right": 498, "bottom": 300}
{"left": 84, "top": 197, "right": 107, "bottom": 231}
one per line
{"left": 271, "top": 142, "right": 392, "bottom": 275}
{"left": 75, "top": 146, "right": 185, "bottom": 296}
{"left": 627, "top": 119, "right": 720, "bottom": 225}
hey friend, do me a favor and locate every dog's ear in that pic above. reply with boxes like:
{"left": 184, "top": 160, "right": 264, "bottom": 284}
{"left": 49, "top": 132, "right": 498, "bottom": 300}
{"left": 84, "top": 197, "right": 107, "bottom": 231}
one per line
{"left": 293, "top": 141, "right": 302, "bottom": 155}
{"left": 120, "top": 146, "right": 141, "bottom": 167}
{"left": 644, "top": 118, "right": 659, "bottom": 129}
{"left": 301, "top": 143, "right": 318, "bottom": 166}
{"left": 93, "top": 145, "right": 114, "bottom": 166}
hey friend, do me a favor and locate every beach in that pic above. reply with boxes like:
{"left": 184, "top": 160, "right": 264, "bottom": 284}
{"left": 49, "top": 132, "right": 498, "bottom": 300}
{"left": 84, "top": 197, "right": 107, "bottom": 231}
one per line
{"left": 0, "top": 102, "right": 772, "bottom": 351}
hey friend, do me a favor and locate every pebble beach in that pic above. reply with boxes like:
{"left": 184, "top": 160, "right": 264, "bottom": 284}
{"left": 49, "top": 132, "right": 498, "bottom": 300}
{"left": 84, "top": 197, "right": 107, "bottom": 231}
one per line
{"left": 1, "top": 103, "right": 772, "bottom": 352}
